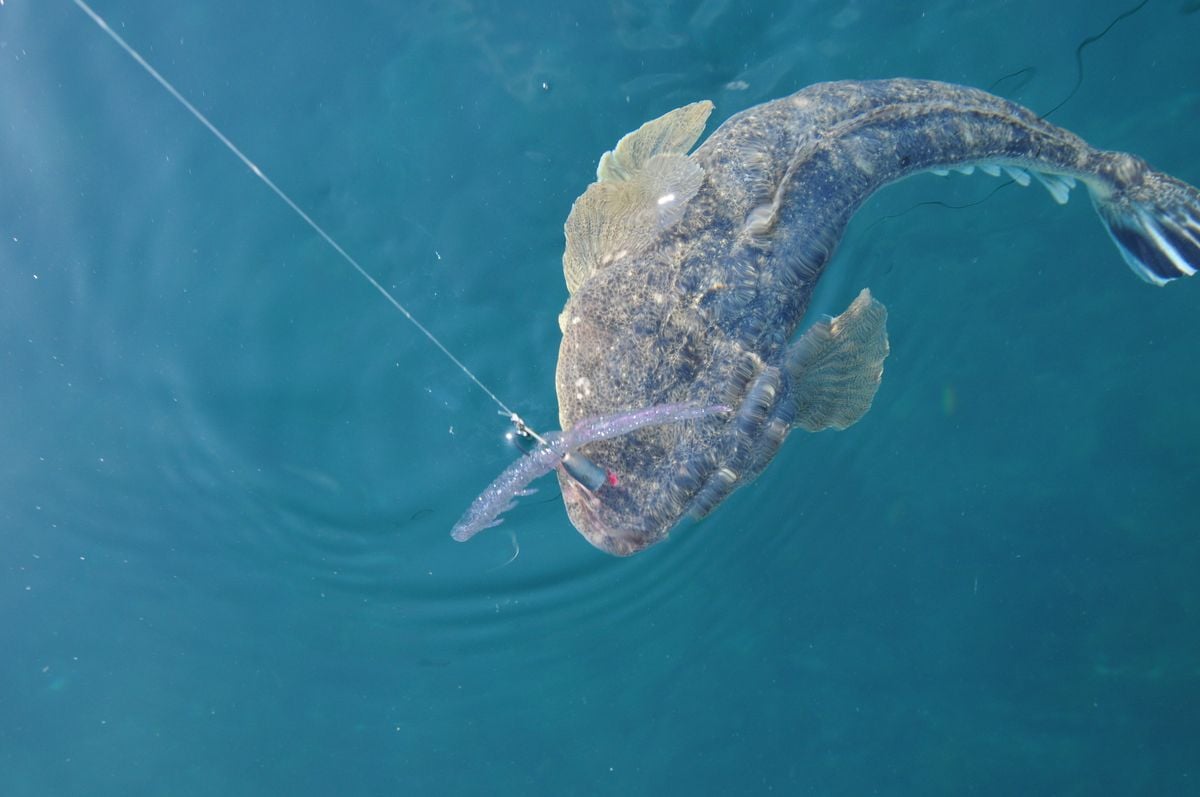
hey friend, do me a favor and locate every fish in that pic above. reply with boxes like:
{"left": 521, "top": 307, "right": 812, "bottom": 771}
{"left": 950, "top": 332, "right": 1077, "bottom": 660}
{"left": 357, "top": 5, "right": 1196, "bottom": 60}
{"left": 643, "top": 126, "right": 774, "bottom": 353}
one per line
{"left": 455, "top": 78, "right": 1199, "bottom": 556}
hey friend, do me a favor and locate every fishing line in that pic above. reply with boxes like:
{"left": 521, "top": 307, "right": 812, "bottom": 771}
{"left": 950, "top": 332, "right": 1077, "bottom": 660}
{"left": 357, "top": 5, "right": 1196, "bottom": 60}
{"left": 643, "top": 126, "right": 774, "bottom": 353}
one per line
{"left": 70, "top": 0, "right": 539, "bottom": 438}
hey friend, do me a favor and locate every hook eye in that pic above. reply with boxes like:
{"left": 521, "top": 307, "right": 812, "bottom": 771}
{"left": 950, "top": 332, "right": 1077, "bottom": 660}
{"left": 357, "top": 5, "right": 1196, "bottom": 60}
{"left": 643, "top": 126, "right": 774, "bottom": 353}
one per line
{"left": 506, "top": 430, "right": 536, "bottom": 455}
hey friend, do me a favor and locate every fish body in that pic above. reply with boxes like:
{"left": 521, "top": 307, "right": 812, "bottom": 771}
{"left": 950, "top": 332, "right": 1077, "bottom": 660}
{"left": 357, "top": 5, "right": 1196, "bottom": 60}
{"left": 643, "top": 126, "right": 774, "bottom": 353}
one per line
{"left": 548, "top": 78, "right": 1199, "bottom": 555}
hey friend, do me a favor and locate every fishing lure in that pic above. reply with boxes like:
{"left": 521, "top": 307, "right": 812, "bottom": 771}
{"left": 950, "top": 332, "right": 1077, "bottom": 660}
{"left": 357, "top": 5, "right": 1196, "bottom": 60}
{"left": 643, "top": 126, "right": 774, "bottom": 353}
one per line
{"left": 451, "top": 403, "right": 728, "bottom": 542}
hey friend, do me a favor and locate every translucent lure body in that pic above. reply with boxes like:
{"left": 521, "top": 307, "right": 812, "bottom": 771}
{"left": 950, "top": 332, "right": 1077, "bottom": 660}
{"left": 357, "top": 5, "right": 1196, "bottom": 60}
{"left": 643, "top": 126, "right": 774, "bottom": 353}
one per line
{"left": 451, "top": 403, "right": 726, "bottom": 543}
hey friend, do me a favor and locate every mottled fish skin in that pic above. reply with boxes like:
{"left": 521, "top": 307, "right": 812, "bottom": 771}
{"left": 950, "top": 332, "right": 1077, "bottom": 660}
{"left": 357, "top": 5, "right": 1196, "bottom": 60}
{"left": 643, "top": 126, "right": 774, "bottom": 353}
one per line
{"left": 554, "top": 78, "right": 1200, "bottom": 556}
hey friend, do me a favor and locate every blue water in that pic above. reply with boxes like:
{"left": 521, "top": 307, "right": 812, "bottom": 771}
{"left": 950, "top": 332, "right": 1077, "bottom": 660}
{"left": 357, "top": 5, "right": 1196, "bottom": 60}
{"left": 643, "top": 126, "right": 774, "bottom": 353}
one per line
{"left": 3, "top": 1, "right": 1198, "bottom": 794}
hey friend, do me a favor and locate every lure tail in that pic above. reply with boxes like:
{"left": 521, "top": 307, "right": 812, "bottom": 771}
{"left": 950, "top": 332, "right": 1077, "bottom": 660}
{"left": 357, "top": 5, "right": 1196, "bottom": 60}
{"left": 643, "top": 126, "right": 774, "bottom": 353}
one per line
{"left": 1087, "top": 154, "right": 1200, "bottom": 285}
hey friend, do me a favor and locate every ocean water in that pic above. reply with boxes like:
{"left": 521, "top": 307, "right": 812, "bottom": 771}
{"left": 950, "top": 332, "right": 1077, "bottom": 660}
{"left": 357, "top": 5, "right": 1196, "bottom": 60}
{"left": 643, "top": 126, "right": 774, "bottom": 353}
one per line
{"left": 2, "top": 1, "right": 1198, "bottom": 794}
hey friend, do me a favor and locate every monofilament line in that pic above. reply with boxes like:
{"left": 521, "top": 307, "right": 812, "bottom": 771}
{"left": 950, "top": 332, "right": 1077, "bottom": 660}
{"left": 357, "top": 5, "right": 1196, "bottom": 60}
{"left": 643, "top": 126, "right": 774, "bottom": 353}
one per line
{"left": 71, "top": 0, "right": 522, "bottom": 423}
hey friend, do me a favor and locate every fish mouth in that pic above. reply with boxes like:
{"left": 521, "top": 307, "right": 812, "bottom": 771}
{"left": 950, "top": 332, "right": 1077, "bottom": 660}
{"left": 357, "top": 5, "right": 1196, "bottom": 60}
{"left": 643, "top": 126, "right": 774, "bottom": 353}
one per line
{"left": 558, "top": 469, "right": 659, "bottom": 557}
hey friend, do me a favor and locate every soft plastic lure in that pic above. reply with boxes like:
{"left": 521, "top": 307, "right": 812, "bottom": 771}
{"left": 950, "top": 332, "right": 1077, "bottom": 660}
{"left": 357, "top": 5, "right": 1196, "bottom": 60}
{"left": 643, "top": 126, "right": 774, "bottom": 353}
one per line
{"left": 451, "top": 403, "right": 727, "bottom": 543}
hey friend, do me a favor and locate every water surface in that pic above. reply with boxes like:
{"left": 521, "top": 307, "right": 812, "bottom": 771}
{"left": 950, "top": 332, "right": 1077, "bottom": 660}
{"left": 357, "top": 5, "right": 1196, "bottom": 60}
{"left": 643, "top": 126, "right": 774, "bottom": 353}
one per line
{"left": 2, "top": 1, "right": 1198, "bottom": 794}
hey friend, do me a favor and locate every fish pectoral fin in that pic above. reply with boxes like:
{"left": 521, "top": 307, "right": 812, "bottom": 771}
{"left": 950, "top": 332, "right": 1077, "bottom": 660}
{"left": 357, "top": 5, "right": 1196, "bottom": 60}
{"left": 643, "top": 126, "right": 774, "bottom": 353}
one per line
{"left": 563, "top": 153, "right": 704, "bottom": 293}
{"left": 786, "top": 288, "right": 890, "bottom": 432}
{"left": 562, "top": 100, "right": 714, "bottom": 294}
{"left": 596, "top": 100, "right": 714, "bottom": 183}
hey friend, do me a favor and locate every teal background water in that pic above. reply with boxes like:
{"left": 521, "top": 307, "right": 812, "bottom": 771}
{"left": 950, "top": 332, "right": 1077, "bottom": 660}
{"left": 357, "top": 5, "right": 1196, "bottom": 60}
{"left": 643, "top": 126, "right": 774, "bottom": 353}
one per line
{"left": 3, "top": 1, "right": 1198, "bottom": 794}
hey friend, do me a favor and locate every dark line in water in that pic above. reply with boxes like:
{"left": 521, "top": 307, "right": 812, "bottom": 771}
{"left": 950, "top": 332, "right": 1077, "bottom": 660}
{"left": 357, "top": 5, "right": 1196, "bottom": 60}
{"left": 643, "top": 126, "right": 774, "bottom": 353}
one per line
{"left": 987, "top": 66, "right": 1036, "bottom": 95}
{"left": 1040, "top": 0, "right": 1152, "bottom": 120}
{"left": 863, "top": 181, "right": 1015, "bottom": 235}
{"left": 869, "top": 0, "right": 1151, "bottom": 230}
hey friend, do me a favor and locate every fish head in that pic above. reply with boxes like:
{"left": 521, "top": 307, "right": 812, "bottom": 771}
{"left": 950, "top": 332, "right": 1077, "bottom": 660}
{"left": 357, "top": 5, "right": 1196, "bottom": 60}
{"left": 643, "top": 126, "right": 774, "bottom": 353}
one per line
{"left": 553, "top": 272, "right": 739, "bottom": 555}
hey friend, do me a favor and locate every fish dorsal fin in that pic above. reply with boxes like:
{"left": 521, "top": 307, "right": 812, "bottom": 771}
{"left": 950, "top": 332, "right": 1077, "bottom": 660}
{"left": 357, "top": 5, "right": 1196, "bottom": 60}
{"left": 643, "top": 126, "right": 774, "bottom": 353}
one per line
{"left": 596, "top": 100, "right": 714, "bottom": 183}
{"left": 563, "top": 153, "right": 705, "bottom": 293}
{"left": 562, "top": 101, "right": 714, "bottom": 294}
{"left": 786, "top": 289, "right": 890, "bottom": 432}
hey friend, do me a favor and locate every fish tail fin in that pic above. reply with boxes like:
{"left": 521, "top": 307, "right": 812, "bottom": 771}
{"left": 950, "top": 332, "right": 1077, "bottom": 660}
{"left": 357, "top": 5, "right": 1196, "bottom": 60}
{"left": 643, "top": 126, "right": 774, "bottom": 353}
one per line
{"left": 1088, "top": 155, "right": 1200, "bottom": 285}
